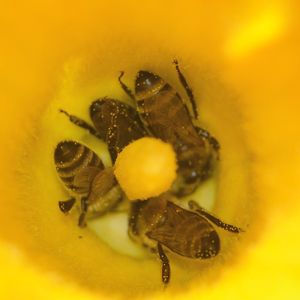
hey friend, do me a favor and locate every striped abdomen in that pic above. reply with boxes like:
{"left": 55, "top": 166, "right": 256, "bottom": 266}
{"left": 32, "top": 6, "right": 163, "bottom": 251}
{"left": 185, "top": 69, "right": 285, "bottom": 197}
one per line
{"left": 146, "top": 201, "right": 220, "bottom": 259}
{"left": 54, "top": 141, "right": 104, "bottom": 195}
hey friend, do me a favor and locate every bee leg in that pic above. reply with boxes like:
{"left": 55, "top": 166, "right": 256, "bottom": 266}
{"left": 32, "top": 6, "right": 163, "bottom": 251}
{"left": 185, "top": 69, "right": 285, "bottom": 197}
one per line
{"left": 173, "top": 59, "right": 198, "bottom": 119}
{"left": 157, "top": 243, "right": 170, "bottom": 286}
{"left": 188, "top": 200, "right": 242, "bottom": 233}
{"left": 195, "top": 126, "right": 220, "bottom": 156}
{"left": 118, "top": 71, "right": 136, "bottom": 101}
{"left": 78, "top": 197, "right": 88, "bottom": 228}
{"left": 59, "top": 109, "right": 102, "bottom": 140}
{"left": 58, "top": 197, "right": 76, "bottom": 214}
{"left": 128, "top": 201, "right": 143, "bottom": 237}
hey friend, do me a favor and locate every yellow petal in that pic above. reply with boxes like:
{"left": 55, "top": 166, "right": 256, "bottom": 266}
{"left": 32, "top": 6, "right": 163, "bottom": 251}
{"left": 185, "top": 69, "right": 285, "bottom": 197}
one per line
{"left": 1, "top": 0, "right": 300, "bottom": 299}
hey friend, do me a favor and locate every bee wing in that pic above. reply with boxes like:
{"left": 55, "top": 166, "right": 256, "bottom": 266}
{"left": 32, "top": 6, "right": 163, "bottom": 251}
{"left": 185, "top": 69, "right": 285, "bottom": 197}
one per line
{"left": 147, "top": 201, "right": 218, "bottom": 258}
{"left": 89, "top": 167, "right": 116, "bottom": 197}
{"left": 87, "top": 167, "right": 122, "bottom": 215}
{"left": 73, "top": 166, "right": 101, "bottom": 194}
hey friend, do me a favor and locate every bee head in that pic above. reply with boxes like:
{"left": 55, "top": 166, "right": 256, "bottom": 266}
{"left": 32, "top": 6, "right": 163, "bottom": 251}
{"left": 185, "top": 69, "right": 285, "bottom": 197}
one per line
{"left": 135, "top": 71, "right": 164, "bottom": 96}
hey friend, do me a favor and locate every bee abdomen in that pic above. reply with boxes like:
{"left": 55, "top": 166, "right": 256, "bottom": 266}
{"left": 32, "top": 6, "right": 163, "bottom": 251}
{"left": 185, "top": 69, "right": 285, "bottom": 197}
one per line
{"left": 88, "top": 185, "right": 123, "bottom": 216}
{"left": 55, "top": 140, "right": 85, "bottom": 169}
{"left": 180, "top": 218, "right": 220, "bottom": 259}
{"left": 153, "top": 213, "right": 220, "bottom": 259}
{"left": 54, "top": 141, "right": 104, "bottom": 194}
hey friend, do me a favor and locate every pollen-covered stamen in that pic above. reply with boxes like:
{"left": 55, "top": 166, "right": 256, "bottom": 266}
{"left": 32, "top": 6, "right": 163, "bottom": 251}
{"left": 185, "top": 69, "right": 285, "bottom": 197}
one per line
{"left": 114, "top": 137, "right": 177, "bottom": 200}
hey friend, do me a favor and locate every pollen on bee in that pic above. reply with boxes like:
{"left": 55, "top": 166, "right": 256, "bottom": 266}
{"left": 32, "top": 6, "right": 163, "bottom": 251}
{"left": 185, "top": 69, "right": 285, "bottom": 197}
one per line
{"left": 114, "top": 137, "right": 177, "bottom": 200}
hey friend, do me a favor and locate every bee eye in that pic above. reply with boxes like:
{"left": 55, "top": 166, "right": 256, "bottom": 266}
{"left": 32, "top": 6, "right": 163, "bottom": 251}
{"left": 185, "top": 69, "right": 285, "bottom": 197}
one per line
{"left": 185, "top": 171, "right": 198, "bottom": 183}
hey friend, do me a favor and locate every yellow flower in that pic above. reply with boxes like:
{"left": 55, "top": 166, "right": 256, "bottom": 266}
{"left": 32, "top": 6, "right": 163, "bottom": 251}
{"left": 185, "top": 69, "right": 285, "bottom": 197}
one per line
{"left": 1, "top": 0, "right": 300, "bottom": 299}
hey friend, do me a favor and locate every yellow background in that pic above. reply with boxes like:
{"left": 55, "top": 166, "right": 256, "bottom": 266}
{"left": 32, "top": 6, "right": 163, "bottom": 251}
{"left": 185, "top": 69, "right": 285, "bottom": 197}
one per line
{"left": 1, "top": 0, "right": 300, "bottom": 299}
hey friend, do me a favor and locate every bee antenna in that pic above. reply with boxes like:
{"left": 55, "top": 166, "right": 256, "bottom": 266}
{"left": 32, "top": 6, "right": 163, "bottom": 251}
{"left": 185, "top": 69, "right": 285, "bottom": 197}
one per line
{"left": 59, "top": 109, "right": 70, "bottom": 117}
{"left": 118, "top": 71, "right": 125, "bottom": 80}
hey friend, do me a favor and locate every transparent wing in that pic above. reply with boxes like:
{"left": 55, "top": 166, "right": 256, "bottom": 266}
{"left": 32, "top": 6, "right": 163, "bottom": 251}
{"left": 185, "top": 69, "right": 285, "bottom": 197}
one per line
{"left": 87, "top": 167, "right": 123, "bottom": 216}
{"left": 147, "top": 201, "right": 218, "bottom": 258}
{"left": 90, "top": 167, "right": 115, "bottom": 197}
{"left": 73, "top": 166, "right": 101, "bottom": 194}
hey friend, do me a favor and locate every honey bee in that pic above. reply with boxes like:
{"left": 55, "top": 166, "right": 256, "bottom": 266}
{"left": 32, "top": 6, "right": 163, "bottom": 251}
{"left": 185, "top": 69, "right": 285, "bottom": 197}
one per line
{"left": 118, "top": 60, "right": 219, "bottom": 196}
{"left": 57, "top": 70, "right": 241, "bottom": 285}
{"left": 57, "top": 98, "right": 148, "bottom": 226}
{"left": 60, "top": 98, "right": 147, "bottom": 163}
{"left": 54, "top": 140, "right": 124, "bottom": 227}
{"left": 129, "top": 195, "right": 241, "bottom": 285}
